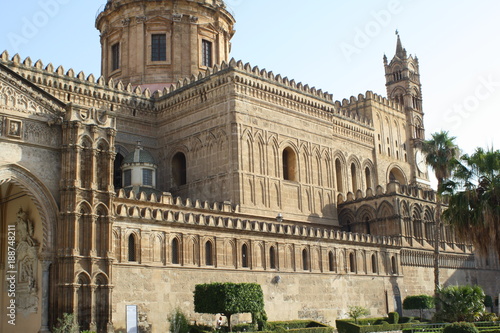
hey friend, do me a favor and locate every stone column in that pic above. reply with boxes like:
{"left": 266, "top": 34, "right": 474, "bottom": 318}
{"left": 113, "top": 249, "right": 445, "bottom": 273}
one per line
{"left": 90, "top": 285, "right": 97, "bottom": 332}
{"left": 39, "top": 260, "right": 52, "bottom": 333}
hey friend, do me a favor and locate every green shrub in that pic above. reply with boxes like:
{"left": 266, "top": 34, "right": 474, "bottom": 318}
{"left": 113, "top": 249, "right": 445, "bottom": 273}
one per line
{"left": 168, "top": 308, "right": 189, "bottom": 333}
{"left": 443, "top": 322, "right": 479, "bottom": 333}
{"left": 388, "top": 312, "right": 399, "bottom": 324}
{"left": 399, "top": 317, "right": 414, "bottom": 324}
{"left": 479, "top": 312, "right": 498, "bottom": 322}
{"left": 435, "top": 285, "right": 486, "bottom": 322}
{"left": 188, "top": 323, "right": 212, "bottom": 333}
{"left": 52, "top": 313, "right": 79, "bottom": 333}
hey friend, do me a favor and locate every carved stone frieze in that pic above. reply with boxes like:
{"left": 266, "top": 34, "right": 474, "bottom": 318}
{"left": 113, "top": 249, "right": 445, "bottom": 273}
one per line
{"left": 23, "top": 121, "right": 61, "bottom": 147}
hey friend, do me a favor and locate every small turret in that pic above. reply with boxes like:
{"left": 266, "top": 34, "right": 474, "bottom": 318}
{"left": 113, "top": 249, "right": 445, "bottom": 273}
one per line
{"left": 121, "top": 142, "right": 159, "bottom": 195}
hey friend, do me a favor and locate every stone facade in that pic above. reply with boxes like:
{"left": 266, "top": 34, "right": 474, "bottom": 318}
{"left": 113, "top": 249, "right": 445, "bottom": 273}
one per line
{"left": 0, "top": 1, "right": 499, "bottom": 333}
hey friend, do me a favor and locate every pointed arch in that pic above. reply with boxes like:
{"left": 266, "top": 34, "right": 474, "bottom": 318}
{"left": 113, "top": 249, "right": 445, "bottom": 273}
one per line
{"left": 80, "top": 135, "right": 93, "bottom": 188}
{"left": 96, "top": 138, "right": 111, "bottom": 191}
{"left": 95, "top": 204, "right": 109, "bottom": 258}
{"left": 282, "top": 146, "right": 297, "bottom": 181}
{"left": 224, "top": 239, "right": 236, "bottom": 268}
{"left": 76, "top": 272, "right": 92, "bottom": 331}
{"left": 171, "top": 236, "right": 180, "bottom": 264}
{"left": 205, "top": 239, "right": 214, "bottom": 266}
{"left": 0, "top": 164, "right": 58, "bottom": 253}
{"left": 388, "top": 165, "right": 407, "bottom": 185}
{"left": 335, "top": 156, "right": 345, "bottom": 192}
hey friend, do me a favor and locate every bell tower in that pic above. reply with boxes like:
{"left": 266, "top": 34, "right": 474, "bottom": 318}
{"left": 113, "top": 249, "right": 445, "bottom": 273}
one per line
{"left": 384, "top": 33, "right": 429, "bottom": 185}
{"left": 96, "top": 0, "right": 235, "bottom": 90}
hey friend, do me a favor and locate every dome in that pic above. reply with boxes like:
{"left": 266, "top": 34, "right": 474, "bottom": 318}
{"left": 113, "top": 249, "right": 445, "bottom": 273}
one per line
{"left": 122, "top": 145, "right": 156, "bottom": 165}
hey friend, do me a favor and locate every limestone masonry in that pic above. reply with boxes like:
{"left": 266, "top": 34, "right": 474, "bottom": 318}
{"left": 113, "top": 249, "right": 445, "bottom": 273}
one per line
{"left": 0, "top": 1, "right": 498, "bottom": 332}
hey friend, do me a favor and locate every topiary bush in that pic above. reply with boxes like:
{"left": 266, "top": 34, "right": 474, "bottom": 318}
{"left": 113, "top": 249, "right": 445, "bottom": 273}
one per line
{"left": 443, "top": 322, "right": 479, "bottom": 333}
{"left": 388, "top": 312, "right": 399, "bottom": 324}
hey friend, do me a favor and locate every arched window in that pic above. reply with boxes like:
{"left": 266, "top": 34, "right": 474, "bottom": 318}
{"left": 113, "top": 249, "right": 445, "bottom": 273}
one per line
{"left": 269, "top": 246, "right": 276, "bottom": 269}
{"left": 391, "top": 256, "right": 397, "bottom": 274}
{"left": 172, "top": 238, "right": 179, "bottom": 264}
{"left": 205, "top": 241, "right": 213, "bottom": 266}
{"left": 328, "top": 251, "right": 335, "bottom": 272}
{"left": 349, "top": 253, "right": 356, "bottom": 273}
{"left": 365, "top": 167, "right": 372, "bottom": 189}
{"left": 95, "top": 275, "right": 110, "bottom": 332}
{"left": 389, "top": 168, "right": 406, "bottom": 185}
{"left": 128, "top": 234, "right": 137, "bottom": 262}
{"left": 282, "top": 147, "right": 297, "bottom": 181}
{"left": 172, "top": 152, "right": 187, "bottom": 186}
{"left": 302, "top": 249, "right": 309, "bottom": 271}
{"left": 242, "top": 244, "right": 249, "bottom": 268}
{"left": 372, "top": 254, "right": 377, "bottom": 273}
{"left": 351, "top": 163, "right": 358, "bottom": 192}
{"left": 365, "top": 217, "right": 371, "bottom": 234}
{"left": 335, "top": 159, "right": 343, "bottom": 192}
{"left": 77, "top": 274, "right": 91, "bottom": 331}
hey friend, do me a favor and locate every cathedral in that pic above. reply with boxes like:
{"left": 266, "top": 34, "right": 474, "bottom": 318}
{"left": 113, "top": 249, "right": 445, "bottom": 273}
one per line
{"left": 0, "top": 1, "right": 499, "bottom": 332}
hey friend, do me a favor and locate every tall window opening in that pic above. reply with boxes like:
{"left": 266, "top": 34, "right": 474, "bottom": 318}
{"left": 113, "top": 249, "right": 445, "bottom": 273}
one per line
{"left": 242, "top": 244, "right": 248, "bottom": 268}
{"left": 111, "top": 43, "right": 120, "bottom": 71}
{"left": 113, "top": 152, "right": 124, "bottom": 189}
{"left": 335, "top": 159, "right": 344, "bottom": 192}
{"left": 142, "top": 169, "right": 153, "bottom": 186}
{"left": 351, "top": 163, "right": 358, "bottom": 192}
{"left": 282, "top": 147, "right": 297, "bottom": 181}
{"left": 172, "top": 238, "right": 180, "bottom": 264}
{"left": 269, "top": 246, "right": 276, "bottom": 269}
{"left": 202, "top": 40, "right": 213, "bottom": 67}
{"left": 349, "top": 253, "right": 356, "bottom": 273}
{"left": 205, "top": 241, "right": 213, "bottom": 266}
{"left": 372, "top": 254, "right": 377, "bottom": 273}
{"left": 123, "top": 169, "right": 132, "bottom": 187}
{"left": 172, "top": 152, "right": 187, "bottom": 186}
{"left": 365, "top": 167, "right": 372, "bottom": 189}
{"left": 391, "top": 256, "right": 397, "bottom": 274}
{"left": 328, "top": 251, "right": 335, "bottom": 272}
{"left": 302, "top": 249, "right": 309, "bottom": 271}
{"left": 128, "top": 234, "right": 137, "bottom": 262}
{"left": 151, "top": 34, "right": 167, "bottom": 61}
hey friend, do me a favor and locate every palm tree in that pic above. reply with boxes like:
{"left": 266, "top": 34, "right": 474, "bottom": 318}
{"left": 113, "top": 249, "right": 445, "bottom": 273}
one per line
{"left": 421, "top": 131, "right": 459, "bottom": 295}
{"left": 442, "top": 147, "right": 500, "bottom": 259}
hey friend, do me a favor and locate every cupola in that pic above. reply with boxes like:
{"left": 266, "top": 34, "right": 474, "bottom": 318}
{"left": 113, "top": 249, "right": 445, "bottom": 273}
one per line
{"left": 96, "top": 0, "right": 236, "bottom": 91}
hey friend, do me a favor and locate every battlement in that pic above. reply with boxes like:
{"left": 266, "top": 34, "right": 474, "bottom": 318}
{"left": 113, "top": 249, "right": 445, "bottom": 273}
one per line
{"left": 339, "top": 181, "right": 436, "bottom": 204}
{"left": 0, "top": 51, "right": 154, "bottom": 107}
{"left": 335, "top": 90, "right": 404, "bottom": 112}
{"left": 115, "top": 188, "right": 402, "bottom": 248}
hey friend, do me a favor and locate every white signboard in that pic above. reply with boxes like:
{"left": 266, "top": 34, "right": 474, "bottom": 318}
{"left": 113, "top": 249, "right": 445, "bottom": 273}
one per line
{"left": 126, "top": 305, "right": 138, "bottom": 333}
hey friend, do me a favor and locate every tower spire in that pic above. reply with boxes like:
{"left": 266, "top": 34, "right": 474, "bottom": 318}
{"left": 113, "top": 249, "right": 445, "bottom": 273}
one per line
{"left": 395, "top": 30, "right": 406, "bottom": 59}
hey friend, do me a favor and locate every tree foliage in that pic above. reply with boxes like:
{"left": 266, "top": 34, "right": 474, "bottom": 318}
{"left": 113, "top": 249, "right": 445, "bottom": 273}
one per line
{"left": 194, "top": 283, "right": 264, "bottom": 331}
{"left": 434, "top": 285, "right": 486, "bottom": 322}
{"left": 422, "top": 131, "right": 459, "bottom": 296}
{"left": 347, "top": 306, "right": 370, "bottom": 324}
{"left": 442, "top": 147, "right": 500, "bottom": 258}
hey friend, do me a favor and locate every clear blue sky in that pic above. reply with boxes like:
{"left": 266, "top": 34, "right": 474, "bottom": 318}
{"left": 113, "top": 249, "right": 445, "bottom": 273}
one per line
{"left": 1, "top": 0, "right": 499, "bottom": 157}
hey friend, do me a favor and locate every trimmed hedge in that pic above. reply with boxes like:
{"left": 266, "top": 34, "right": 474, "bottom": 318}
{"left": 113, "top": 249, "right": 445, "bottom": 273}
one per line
{"left": 336, "top": 318, "right": 416, "bottom": 333}
{"left": 443, "top": 323, "right": 479, "bottom": 333}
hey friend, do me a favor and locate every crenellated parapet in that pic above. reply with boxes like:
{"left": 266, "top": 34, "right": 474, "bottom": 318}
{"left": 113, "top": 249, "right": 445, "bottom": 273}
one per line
{"left": 339, "top": 181, "right": 436, "bottom": 204}
{"left": 114, "top": 188, "right": 402, "bottom": 248}
{"left": 0, "top": 51, "right": 155, "bottom": 116}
